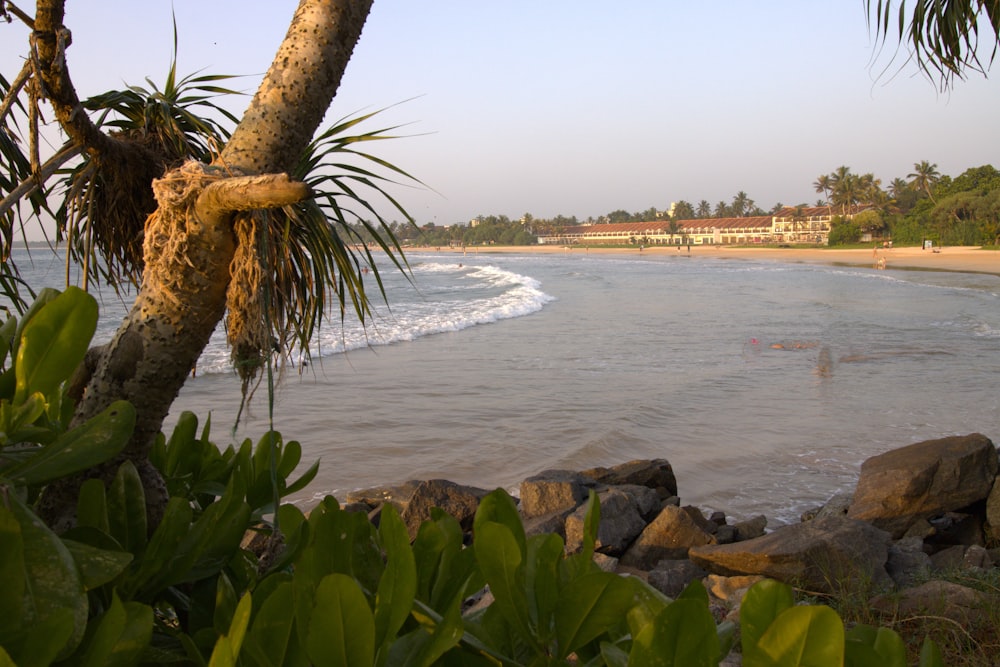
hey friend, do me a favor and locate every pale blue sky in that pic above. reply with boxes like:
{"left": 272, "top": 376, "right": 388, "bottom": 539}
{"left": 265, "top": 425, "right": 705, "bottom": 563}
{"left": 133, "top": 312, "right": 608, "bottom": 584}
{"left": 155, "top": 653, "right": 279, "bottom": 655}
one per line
{"left": 4, "top": 2, "right": 999, "bottom": 229}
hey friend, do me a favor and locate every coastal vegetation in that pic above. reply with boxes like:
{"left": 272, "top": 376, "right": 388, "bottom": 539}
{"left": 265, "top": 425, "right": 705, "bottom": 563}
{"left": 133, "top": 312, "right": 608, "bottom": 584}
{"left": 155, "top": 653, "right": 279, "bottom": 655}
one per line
{"left": 1, "top": 0, "right": 999, "bottom": 665}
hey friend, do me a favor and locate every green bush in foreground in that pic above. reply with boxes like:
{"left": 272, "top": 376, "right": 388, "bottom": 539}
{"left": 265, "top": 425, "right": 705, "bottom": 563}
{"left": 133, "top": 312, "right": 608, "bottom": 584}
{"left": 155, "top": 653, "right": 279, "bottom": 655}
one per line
{"left": 0, "top": 289, "right": 945, "bottom": 665}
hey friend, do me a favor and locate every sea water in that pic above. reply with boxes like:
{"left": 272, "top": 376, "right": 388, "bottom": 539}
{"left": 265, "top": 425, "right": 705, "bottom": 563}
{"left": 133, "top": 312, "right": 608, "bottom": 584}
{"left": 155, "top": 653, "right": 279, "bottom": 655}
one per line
{"left": 8, "top": 247, "right": 1000, "bottom": 525}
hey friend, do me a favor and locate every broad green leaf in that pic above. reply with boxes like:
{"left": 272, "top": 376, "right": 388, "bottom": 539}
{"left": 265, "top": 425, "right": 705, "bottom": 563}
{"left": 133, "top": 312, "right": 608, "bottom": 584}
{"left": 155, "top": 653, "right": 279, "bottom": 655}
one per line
{"left": 12, "top": 608, "right": 74, "bottom": 667}
{"left": 413, "top": 509, "right": 479, "bottom": 611}
{"left": 77, "top": 478, "right": 110, "bottom": 534}
{"left": 474, "top": 521, "right": 533, "bottom": 645}
{"left": 918, "top": 636, "right": 944, "bottom": 667}
{"left": 0, "top": 315, "right": 17, "bottom": 368}
{"left": 164, "top": 411, "right": 200, "bottom": 476}
{"left": 473, "top": 489, "right": 526, "bottom": 558}
{"left": 208, "top": 593, "right": 252, "bottom": 667}
{"left": 0, "top": 391, "right": 46, "bottom": 442}
{"left": 244, "top": 581, "right": 297, "bottom": 667}
{"left": 121, "top": 496, "right": 192, "bottom": 599}
{"left": 4, "top": 401, "right": 135, "bottom": 486}
{"left": 0, "top": 646, "right": 15, "bottom": 667}
{"left": 374, "top": 504, "right": 417, "bottom": 663}
{"left": 630, "top": 597, "right": 720, "bottom": 667}
{"left": 306, "top": 574, "right": 375, "bottom": 667}
{"left": 525, "top": 532, "right": 563, "bottom": 644}
{"left": 396, "top": 592, "right": 465, "bottom": 667}
{"left": 8, "top": 493, "right": 88, "bottom": 660}
{"left": 78, "top": 592, "right": 153, "bottom": 667}
{"left": 846, "top": 624, "right": 906, "bottom": 667}
{"left": 554, "top": 571, "right": 636, "bottom": 659}
{"left": 14, "top": 286, "right": 97, "bottom": 405}
{"left": 0, "top": 505, "right": 25, "bottom": 637}
{"left": 61, "top": 538, "right": 133, "bottom": 590}
{"left": 740, "top": 579, "right": 795, "bottom": 663}
{"left": 756, "top": 605, "right": 844, "bottom": 666}
{"left": 107, "top": 458, "right": 147, "bottom": 555}
{"left": 11, "top": 288, "right": 61, "bottom": 360}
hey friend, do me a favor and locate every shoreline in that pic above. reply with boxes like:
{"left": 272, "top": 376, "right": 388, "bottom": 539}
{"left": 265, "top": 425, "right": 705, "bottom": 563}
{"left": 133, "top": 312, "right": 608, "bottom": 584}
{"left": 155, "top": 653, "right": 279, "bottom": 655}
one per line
{"left": 407, "top": 244, "right": 1000, "bottom": 277}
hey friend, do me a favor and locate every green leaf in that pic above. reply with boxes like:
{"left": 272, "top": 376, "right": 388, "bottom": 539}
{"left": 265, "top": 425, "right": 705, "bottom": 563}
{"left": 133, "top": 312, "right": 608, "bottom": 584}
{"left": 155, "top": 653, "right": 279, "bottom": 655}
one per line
{"left": 756, "top": 605, "right": 844, "bottom": 666}
{"left": 306, "top": 574, "right": 375, "bottom": 667}
{"left": 0, "top": 505, "right": 25, "bottom": 638}
{"left": 7, "top": 493, "right": 88, "bottom": 660}
{"left": 846, "top": 624, "right": 907, "bottom": 667}
{"left": 413, "top": 510, "right": 478, "bottom": 611}
{"left": 107, "top": 458, "right": 147, "bottom": 556}
{"left": 473, "top": 521, "right": 533, "bottom": 646}
{"left": 13, "top": 608, "right": 74, "bottom": 667}
{"left": 525, "top": 532, "right": 563, "bottom": 644}
{"left": 554, "top": 571, "right": 635, "bottom": 659}
{"left": 4, "top": 400, "right": 135, "bottom": 486}
{"left": 78, "top": 592, "right": 153, "bottom": 667}
{"left": 918, "top": 636, "right": 944, "bottom": 667}
{"left": 77, "top": 478, "right": 110, "bottom": 534}
{"left": 630, "top": 597, "right": 720, "bottom": 667}
{"left": 120, "top": 496, "right": 192, "bottom": 599}
{"left": 14, "top": 286, "right": 97, "bottom": 405}
{"left": 208, "top": 592, "right": 252, "bottom": 667}
{"left": 473, "top": 489, "right": 526, "bottom": 557}
{"left": 61, "top": 538, "right": 133, "bottom": 590}
{"left": 374, "top": 504, "right": 417, "bottom": 664}
{"left": 740, "top": 579, "right": 795, "bottom": 663}
{"left": 243, "top": 580, "right": 297, "bottom": 667}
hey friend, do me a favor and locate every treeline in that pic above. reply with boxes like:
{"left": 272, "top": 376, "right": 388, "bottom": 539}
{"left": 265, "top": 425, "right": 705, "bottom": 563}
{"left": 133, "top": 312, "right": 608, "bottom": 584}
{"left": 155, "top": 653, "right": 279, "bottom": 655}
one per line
{"left": 819, "top": 163, "right": 1000, "bottom": 247}
{"left": 348, "top": 163, "right": 1000, "bottom": 248}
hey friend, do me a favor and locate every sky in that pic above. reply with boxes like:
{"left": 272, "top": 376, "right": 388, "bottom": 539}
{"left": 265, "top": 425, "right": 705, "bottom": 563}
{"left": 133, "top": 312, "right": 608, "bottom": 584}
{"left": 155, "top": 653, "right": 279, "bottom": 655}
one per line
{"left": 3, "top": 1, "right": 999, "bottom": 233}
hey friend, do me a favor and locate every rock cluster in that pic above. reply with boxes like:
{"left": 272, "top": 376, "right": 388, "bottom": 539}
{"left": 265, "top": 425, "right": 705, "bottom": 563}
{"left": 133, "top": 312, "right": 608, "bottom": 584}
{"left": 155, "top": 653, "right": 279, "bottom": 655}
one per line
{"left": 344, "top": 432, "right": 1000, "bottom": 625}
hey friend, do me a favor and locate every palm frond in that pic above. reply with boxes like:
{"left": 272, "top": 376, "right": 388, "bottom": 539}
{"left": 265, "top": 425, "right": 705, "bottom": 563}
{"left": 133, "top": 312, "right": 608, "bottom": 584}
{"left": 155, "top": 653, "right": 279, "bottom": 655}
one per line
{"left": 225, "top": 105, "right": 423, "bottom": 393}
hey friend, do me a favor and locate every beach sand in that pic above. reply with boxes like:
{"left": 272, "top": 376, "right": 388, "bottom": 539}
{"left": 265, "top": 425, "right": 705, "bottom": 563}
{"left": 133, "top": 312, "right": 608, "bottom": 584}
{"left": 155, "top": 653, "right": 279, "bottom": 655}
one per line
{"left": 412, "top": 244, "right": 1000, "bottom": 277}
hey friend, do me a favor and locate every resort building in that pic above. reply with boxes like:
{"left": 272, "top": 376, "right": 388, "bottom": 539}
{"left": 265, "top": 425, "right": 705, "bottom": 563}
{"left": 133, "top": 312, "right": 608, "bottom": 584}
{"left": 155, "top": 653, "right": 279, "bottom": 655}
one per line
{"left": 535, "top": 206, "right": 863, "bottom": 246}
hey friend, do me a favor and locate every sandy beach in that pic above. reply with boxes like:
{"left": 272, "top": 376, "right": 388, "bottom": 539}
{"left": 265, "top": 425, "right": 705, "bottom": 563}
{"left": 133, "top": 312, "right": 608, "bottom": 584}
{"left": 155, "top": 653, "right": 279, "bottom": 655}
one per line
{"left": 412, "top": 244, "right": 1000, "bottom": 277}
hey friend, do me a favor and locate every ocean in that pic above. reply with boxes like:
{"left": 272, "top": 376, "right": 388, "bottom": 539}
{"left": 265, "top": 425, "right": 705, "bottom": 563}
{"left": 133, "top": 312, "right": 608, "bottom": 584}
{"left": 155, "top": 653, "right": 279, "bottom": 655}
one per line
{"left": 8, "top": 247, "right": 1000, "bottom": 525}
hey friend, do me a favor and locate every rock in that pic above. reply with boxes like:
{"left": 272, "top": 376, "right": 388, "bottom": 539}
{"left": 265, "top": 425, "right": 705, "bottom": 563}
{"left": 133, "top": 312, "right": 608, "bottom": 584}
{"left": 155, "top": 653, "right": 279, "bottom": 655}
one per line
{"left": 682, "top": 505, "right": 719, "bottom": 535}
{"left": 523, "top": 510, "right": 572, "bottom": 539}
{"left": 580, "top": 459, "right": 678, "bottom": 499}
{"left": 931, "top": 544, "right": 993, "bottom": 571}
{"left": 689, "top": 515, "right": 892, "bottom": 594}
{"left": 709, "top": 511, "right": 728, "bottom": 526}
{"left": 870, "top": 580, "right": 996, "bottom": 625}
{"left": 616, "top": 484, "right": 662, "bottom": 521}
{"left": 620, "top": 504, "right": 717, "bottom": 569}
{"left": 987, "top": 478, "right": 1000, "bottom": 542}
{"left": 886, "top": 537, "right": 932, "bottom": 588}
{"left": 801, "top": 491, "right": 853, "bottom": 522}
{"left": 733, "top": 515, "right": 768, "bottom": 541}
{"left": 647, "top": 559, "right": 708, "bottom": 598}
{"left": 346, "top": 480, "right": 422, "bottom": 510}
{"left": 565, "top": 487, "right": 647, "bottom": 556}
{"left": 925, "top": 510, "right": 986, "bottom": 549}
{"left": 847, "top": 433, "right": 998, "bottom": 539}
{"left": 399, "top": 479, "right": 487, "bottom": 540}
{"left": 519, "top": 470, "right": 595, "bottom": 518}
{"left": 705, "top": 574, "right": 766, "bottom": 603}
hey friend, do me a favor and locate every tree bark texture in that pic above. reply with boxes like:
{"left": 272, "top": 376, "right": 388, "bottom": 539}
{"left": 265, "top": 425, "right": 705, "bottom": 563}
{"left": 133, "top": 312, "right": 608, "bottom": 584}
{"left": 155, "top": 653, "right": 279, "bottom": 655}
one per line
{"left": 36, "top": 0, "right": 373, "bottom": 530}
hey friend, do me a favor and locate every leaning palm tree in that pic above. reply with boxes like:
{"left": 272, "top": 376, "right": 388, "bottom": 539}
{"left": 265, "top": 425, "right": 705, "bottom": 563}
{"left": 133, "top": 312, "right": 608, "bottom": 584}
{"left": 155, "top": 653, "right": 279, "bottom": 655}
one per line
{"left": 813, "top": 174, "right": 832, "bottom": 207}
{"left": 908, "top": 159, "right": 942, "bottom": 203}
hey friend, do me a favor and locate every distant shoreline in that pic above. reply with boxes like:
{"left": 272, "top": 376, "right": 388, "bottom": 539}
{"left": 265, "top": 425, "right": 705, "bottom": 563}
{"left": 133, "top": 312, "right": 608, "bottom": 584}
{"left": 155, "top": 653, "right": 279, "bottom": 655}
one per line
{"left": 407, "top": 244, "right": 1000, "bottom": 277}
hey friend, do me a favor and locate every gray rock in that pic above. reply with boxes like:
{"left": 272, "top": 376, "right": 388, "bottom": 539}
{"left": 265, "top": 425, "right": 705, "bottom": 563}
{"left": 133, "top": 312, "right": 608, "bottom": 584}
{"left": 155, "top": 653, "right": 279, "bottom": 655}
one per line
{"left": 580, "top": 459, "right": 678, "bottom": 499}
{"left": 689, "top": 515, "right": 892, "bottom": 594}
{"left": 400, "top": 479, "right": 487, "bottom": 540}
{"left": 620, "top": 504, "right": 717, "bottom": 569}
{"left": 565, "top": 487, "right": 647, "bottom": 556}
{"left": 647, "top": 559, "right": 708, "bottom": 598}
{"left": 925, "top": 511, "right": 986, "bottom": 549}
{"left": 733, "top": 515, "right": 768, "bottom": 542}
{"left": 847, "top": 433, "right": 998, "bottom": 539}
{"left": 523, "top": 510, "right": 572, "bottom": 539}
{"left": 616, "top": 484, "right": 662, "bottom": 521}
{"left": 801, "top": 491, "right": 853, "bottom": 522}
{"left": 520, "top": 470, "right": 595, "bottom": 518}
{"left": 986, "top": 477, "right": 1000, "bottom": 542}
{"left": 886, "top": 537, "right": 932, "bottom": 588}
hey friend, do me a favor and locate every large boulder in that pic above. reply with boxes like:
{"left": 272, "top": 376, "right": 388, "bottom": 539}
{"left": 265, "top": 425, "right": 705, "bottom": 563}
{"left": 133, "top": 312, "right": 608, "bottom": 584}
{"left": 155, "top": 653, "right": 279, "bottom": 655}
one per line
{"left": 620, "top": 504, "right": 717, "bottom": 570}
{"left": 580, "top": 459, "right": 678, "bottom": 499}
{"left": 689, "top": 515, "right": 892, "bottom": 594}
{"left": 847, "top": 433, "right": 998, "bottom": 539}
{"left": 869, "top": 580, "right": 996, "bottom": 625}
{"left": 520, "top": 470, "right": 596, "bottom": 518}
{"left": 565, "top": 487, "right": 647, "bottom": 555}
{"left": 399, "top": 479, "right": 487, "bottom": 540}
{"left": 986, "top": 477, "right": 1000, "bottom": 542}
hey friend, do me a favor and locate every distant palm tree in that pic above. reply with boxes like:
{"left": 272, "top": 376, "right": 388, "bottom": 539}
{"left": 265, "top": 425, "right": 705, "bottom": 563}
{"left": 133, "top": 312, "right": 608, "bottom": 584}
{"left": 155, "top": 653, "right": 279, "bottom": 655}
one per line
{"left": 696, "top": 200, "right": 712, "bottom": 218}
{"left": 714, "top": 201, "right": 730, "bottom": 218}
{"left": 813, "top": 174, "right": 832, "bottom": 206}
{"left": 731, "top": 191, "right": 750, "bottom": 217}
{"left": 908, "top": 160, "right": 941, "bottom": 203}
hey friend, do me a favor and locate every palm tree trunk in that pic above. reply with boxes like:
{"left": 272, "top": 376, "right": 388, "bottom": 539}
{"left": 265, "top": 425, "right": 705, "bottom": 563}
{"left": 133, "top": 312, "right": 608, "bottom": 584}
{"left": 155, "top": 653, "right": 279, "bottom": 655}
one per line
{"left": 37, "top": 0, "right": 373, "bottom": 531}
